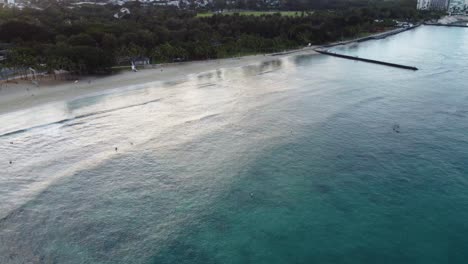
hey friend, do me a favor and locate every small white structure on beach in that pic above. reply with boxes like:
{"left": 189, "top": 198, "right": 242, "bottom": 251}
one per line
{"left": 133, "top": 57, "right": 150, "bottom": 66}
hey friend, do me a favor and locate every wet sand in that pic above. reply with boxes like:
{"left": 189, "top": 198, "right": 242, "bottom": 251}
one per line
{"left": 0, "top": 48, "right": 318, "bottom": 115}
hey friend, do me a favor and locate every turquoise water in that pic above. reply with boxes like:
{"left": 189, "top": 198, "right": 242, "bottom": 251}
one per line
{"left": 1, "top": 25, "right": 468, "bottom": 263}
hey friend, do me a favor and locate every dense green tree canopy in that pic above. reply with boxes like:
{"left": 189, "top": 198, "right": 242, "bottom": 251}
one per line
{"left": 0, "top": 2, "right": 442, "bottom": 74}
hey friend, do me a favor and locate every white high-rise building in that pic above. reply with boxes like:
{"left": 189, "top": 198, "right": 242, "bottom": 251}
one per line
{"left": 448, "top": 0, "right": 467, "bottom": 14}
{"left": 417, "top": 0, "right": 431, "bottom": 9}
{"left": 431, "top": 0, "right": 449, "bottom": 9}
{"left": 417, "top": 0, "right": 449, "bottom": 10}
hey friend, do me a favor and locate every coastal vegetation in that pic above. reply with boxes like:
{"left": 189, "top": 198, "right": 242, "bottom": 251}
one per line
{"left": 0, "top": 0, "right": 442, "bottom": 75}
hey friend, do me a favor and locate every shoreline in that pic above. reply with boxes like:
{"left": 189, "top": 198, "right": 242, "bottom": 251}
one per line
{"left": 424, "top": 22, "right": 468, "bottom": 28}
{"left": 0, "top": 26, "right": 418, "bottom": 115}
{"left": 0, "top": 47, "right": 319, "bottom": 115}
{"left": 318, "top": 24, "right": 420, "bottom": 49}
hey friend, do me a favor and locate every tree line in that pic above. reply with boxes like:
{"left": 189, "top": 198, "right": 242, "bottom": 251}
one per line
{"left": 0, "top": 1, "right": 442, "bottom": 75}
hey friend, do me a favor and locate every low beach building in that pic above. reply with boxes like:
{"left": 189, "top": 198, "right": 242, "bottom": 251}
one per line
{"left": 133, "top": 57, "right": 151, "bottom": 66}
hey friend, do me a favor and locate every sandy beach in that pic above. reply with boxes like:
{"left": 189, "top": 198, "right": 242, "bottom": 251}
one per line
{"left": 0, "top": 47, "right": 318, "bottom": 115}
{"left": 0, "top": 25, "right": 414, "bottom": 116}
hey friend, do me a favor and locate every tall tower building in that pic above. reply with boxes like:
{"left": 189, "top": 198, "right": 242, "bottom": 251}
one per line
{"left": 430, "top": 0, "right": 449, "bottom": 10}
{"left": 417, "top": 0, "right": 449, "bottom": 10}
{"left": 417, "top": 0, "right": 431, "bottom": 9}
{"left": 448, "top": 0, "right": 467, "bottom": 14}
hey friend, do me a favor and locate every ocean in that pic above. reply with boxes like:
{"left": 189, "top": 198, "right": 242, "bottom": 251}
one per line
{"left": 1, "top": 25, "right": 467, "bottom": 263}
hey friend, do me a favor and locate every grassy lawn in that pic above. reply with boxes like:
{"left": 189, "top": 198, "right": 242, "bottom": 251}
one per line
{"left": 196, "top": 11, "right": 307, "bottom": 17}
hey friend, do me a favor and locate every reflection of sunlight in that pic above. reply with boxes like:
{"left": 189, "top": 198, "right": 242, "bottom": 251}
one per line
{"left": 0, "top": 53, "right": 310, "bottom": 220}
{"left": 0, "top": 53, "right": 331, "bottom": 139}
{"left": 0, "top": 102, "right": 69, "bottom": 136}
{"left": 67, "top": 94, "right": 107, "bottom": 112}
